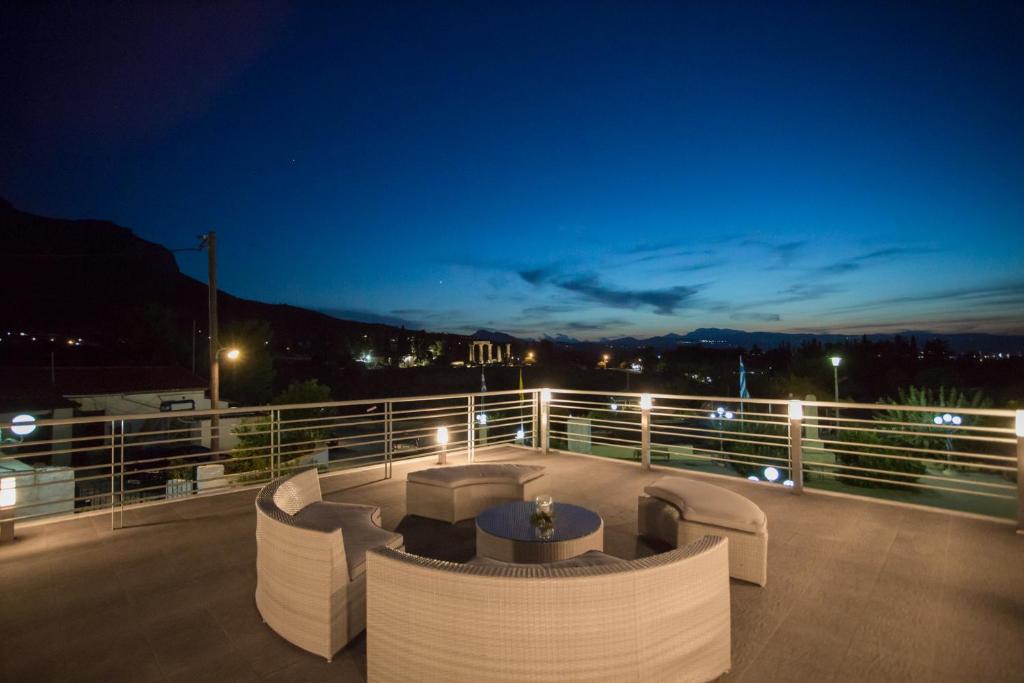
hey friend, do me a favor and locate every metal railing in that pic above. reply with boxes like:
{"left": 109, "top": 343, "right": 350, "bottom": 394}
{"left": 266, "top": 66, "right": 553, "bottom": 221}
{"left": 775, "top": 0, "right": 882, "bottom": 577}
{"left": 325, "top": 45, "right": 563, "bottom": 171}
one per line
{"left": 0, "top": 389, "right": 536, "bottom": 529}
{"left": 542, "top": 389, "right": 1023, "bottom": 528}
{"left": 2, "top": 387, "right": 1021, "bottom": 532}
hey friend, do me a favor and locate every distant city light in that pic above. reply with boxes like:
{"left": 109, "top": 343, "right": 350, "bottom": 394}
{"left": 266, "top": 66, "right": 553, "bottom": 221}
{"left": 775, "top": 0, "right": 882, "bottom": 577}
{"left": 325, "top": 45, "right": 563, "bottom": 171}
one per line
{"left": 10, "top": 414, "right": 36, "bottom": 437}
{"left": 610, "top": 402, "right": 619, "bottom": 411}
{"left": 764, "top": 467, "right": 780, "bottom": 482}
{"left": 783, "top": 479, "right": 795, "bottom": 487}
{"left": 933, "top": 416, "right": 943, "bottom": 425}
{"left": 747, "top": 475, "right": 759, "bottom": 482}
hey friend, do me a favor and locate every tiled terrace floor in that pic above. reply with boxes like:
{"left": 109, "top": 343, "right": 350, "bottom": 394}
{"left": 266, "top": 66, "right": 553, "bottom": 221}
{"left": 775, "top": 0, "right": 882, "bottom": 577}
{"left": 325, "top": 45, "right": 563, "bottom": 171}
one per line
{"left": 1, "top": 446, "right": 1022, "bottom": 682}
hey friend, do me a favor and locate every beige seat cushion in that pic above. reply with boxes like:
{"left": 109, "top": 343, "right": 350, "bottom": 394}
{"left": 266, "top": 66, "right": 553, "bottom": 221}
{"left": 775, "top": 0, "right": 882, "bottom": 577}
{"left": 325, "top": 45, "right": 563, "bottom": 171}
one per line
{"left": 408, "top": 464, "right": 545, "bottom": 488}
{"left": 465, "top": 549, "right": 623, "bottom": 569}
{"left": 292, "top": 501, "right": 404, "bottom": 578}
{"left": 645, "top": 476, "right": 766, "bottom": 534}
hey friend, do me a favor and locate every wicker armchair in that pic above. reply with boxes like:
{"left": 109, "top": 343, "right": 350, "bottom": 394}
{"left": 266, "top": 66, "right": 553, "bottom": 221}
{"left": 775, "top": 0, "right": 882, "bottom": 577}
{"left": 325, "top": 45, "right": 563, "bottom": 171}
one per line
{"left": 255, "top": 468, "right": 403, "bottom": 660}
{"left": 366, "top": 536, "right": 731, "bottom": 682}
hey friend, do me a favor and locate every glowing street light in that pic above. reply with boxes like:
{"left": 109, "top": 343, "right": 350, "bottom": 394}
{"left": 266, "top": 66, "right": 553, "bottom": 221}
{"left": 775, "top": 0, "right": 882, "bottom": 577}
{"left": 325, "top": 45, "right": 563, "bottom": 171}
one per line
{"left": 223, "top": 347, "right": 241, "bottom": 361}
{"left": 829, "top": 356, "right": 842, "bottom": 402}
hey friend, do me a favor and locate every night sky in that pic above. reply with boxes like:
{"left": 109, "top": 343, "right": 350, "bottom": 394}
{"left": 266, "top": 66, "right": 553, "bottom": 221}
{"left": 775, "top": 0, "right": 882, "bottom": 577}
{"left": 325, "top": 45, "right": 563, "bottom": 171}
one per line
{"left": 3, "top": 2, "right": 1022, "bottom": 338}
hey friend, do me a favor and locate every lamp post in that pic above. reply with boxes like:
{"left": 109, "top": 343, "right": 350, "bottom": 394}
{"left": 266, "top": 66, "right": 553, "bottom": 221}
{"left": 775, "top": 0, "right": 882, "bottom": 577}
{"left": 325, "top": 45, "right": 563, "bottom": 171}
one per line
{"left": 933, "top": 412, "right": 962, "bottom": 469}
{"left": 708, "top": 406, "right": 734, "bottom": 454}
{"left": 830, "top": 356, "right": 842, "bottom": 402}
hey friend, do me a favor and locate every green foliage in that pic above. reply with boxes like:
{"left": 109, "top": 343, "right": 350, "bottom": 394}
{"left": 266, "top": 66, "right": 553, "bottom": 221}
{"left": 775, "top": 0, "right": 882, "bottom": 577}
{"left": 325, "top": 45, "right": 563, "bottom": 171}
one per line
{"left": 831, "top": 385, "right": 990, "bottom": 488}
{"left": 228, "top": 379, "right": 334, "bottom": 477}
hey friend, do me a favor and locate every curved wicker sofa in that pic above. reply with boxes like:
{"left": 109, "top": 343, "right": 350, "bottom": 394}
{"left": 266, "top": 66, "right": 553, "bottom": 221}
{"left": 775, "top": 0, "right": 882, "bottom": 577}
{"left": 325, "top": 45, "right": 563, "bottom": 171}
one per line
{"left": 366, "top": 536, "right": 731, "bottom": 682}
{"left": 405, "top": 463, "right": 546, "bottom": 523}
{"left": 255, "top": 468, "right": 403, "bottom": 660}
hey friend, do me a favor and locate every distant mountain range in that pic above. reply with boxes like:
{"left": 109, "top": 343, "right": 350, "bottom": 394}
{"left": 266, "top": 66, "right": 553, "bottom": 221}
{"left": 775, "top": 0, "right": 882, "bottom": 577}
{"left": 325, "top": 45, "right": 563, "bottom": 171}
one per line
{"left": 0, "top": 199, "right": 465, "bottom": 357}
{"left": 477, "top": 327, "right": 1024, "bottom": 354}
{"left": 3, "top": 199, "right": 1021, "bottom": 357}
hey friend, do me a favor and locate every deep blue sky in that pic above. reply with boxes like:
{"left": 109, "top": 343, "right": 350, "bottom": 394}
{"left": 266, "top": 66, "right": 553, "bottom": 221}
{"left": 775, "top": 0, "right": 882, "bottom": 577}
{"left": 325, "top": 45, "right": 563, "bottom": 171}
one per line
{"left": 3, "top": 1, "right": 1022, "bottom": 337}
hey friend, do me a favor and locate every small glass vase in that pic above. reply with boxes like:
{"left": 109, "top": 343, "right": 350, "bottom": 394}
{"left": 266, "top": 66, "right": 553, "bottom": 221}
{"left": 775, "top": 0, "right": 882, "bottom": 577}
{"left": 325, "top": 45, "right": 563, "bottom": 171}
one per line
{"left": 535, "top": 494, "right": 553, "bottom": 515}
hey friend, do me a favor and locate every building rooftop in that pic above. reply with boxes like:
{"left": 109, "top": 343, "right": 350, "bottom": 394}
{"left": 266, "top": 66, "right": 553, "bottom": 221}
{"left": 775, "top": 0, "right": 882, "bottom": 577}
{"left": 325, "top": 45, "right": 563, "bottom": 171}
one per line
{"left": 2, "top": 445, "right": 1021, "bottom": 682}
{"left": 0, "top": 366, "right": 209, "bottom": 414}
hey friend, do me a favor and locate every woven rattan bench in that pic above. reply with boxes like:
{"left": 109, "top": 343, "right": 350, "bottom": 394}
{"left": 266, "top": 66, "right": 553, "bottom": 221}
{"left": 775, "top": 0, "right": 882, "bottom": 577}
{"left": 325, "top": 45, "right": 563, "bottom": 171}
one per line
{"left": 366, "top": 537, "right": 732, "bottom": 682}
{"left": 405, "top": 463, "right": 546, "bottom": 523}
{"left": 638, "top": 475, "right": 768, "bottom": 586}
{"left": 255, "top": 468, "right": 403, "bottom": 660}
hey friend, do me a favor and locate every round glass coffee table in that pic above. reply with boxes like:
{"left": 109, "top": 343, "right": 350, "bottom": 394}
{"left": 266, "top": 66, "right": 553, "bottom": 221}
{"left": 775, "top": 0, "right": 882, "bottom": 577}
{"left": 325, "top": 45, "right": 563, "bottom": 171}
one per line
{"left": 475, "top": 501, "right": 604, "bottom": 563}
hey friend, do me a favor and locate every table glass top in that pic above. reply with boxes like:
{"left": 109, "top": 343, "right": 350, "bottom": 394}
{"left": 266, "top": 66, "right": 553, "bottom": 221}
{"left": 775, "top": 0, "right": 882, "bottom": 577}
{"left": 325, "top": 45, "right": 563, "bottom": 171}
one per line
{"left": 476, "top": 501, "right": 602, "bottom": 543}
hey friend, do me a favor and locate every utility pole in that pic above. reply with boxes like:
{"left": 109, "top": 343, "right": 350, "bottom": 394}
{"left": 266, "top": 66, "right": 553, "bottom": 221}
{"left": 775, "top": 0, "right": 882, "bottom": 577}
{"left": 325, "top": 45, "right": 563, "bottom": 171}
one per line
{"left": 206, "top": 232, "right": 221, "bottom": 454}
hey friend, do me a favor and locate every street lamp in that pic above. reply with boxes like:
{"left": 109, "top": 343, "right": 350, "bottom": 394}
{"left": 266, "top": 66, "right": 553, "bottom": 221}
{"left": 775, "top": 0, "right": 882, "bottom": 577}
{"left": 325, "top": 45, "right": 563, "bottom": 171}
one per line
{"left": 829, "top": 356, "right": 842, "bottom": 402}
{"left": 708, "top": 406, "right": 735, "bottom": 452}
{"left": 933, "top": 412, "right": 963, "bottom": 468}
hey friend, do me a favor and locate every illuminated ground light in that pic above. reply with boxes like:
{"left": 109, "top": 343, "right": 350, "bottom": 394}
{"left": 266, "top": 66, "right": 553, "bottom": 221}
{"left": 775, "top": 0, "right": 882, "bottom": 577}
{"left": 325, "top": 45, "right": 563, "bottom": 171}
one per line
{"left": 10, "top": 414, "right": 36, "bottom": 437}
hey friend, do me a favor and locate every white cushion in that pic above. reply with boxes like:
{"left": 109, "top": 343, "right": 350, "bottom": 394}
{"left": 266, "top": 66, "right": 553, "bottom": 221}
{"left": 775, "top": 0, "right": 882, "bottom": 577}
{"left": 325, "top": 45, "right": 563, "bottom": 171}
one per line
{"left": 408, "top": 464, "right": 545, "bottom": 488}
{"left": 645, "top": 476, "right": 766, "bottom": 534}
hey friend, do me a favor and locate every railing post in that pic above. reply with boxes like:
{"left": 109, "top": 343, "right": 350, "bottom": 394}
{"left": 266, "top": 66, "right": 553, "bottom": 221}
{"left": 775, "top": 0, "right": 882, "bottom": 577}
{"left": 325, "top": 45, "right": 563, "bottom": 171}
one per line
{"left": 109, "top": 419, "right": 116, "bottom": 530}
{"left": 540, "top": 389, "right": 551, "bottom": 454}
{"left": 788, "top": 400, "right": 804, "bottom": 494}
{"left": 640, "top": 394, "right": 652, "bottom": 470}
{"left": 531, "top": 391, "right": 540, "bottom": 450}
{"left": 467, "top": 395, "right": 476, "bottom": 464}
{"left": 1015, "top": 410, "right": 1023, "bottom": 535}
{"left": 384, "top": 401, "right": 393, "bottom": 479}
{"left": 118, "top": 418, "right": 125, "bottom": 529}
{"left": 271, "top": 409, "right": 279, "bottom": 480}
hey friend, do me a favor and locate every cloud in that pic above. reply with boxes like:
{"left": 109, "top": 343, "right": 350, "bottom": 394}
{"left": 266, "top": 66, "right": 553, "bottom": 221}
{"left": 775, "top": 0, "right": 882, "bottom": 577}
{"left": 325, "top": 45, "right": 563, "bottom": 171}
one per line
{"left": 519, "top": 264, "right": 561, "bottom": 285}
{"left": 816, "top": 247, "right": 932, "bottom": 276}
{"left": 824, "top": 280, "right": 1024, "bottom": 316}
{"left": 742, "top": 239, "right": 807, "bottom": 267}
{"left": 563, "top": 318, "right": 632, "bottom": 331}
{"left": 730, "top": 312, "right": 781, "bottom": 322}
{"left": 519, "top": 304, "right": 579, "bottom": 317}
{"left": 519, "top": 267, "right": 702, "bottom": 315}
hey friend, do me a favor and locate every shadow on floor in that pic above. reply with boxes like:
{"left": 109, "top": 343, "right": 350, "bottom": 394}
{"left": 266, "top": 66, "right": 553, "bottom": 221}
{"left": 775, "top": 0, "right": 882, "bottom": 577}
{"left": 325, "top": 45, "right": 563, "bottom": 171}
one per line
{"left": 395, "top": 515, "right": 478, "bottom": 563}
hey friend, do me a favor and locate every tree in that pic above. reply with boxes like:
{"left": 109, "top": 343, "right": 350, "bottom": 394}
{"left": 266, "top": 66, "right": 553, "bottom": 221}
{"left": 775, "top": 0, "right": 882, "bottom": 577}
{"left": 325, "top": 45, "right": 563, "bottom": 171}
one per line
{"left": 228, "top": 379, "right": 334, "bottom": 478}
{"left": 829, "top": 385, "right": 990, "bottom": 488}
